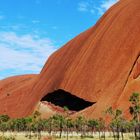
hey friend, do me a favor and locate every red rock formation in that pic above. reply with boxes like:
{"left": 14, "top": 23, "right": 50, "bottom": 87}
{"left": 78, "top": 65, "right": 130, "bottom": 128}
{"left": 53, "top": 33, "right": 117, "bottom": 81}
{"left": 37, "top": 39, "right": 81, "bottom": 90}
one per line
{"left": 0, "top": 75, "right": 38, "bottom": 117}
{"left": 29, "top": 0, "right": 140, "bottom": 119}
{"left": 1, "top": 0, "right": 140, "bottom": 119}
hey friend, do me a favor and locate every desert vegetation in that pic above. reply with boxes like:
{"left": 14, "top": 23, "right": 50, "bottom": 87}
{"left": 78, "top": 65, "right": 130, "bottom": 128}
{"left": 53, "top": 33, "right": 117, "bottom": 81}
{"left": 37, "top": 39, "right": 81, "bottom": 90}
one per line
{"left": 0, "top": 92, "right": 140, "bottom": 140}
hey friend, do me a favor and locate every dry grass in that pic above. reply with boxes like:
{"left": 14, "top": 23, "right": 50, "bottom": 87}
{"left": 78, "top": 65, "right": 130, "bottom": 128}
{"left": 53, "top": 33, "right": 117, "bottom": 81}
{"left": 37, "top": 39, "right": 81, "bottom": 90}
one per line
{"left": 0, "top": 132, "right": 136, "bottom": 140}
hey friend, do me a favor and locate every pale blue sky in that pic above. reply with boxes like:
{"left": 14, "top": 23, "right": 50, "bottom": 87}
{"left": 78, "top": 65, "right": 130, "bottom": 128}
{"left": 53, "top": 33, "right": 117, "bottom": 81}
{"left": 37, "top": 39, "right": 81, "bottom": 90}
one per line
{"left": 0, "top": 0, "right": 119, "bottom": 79}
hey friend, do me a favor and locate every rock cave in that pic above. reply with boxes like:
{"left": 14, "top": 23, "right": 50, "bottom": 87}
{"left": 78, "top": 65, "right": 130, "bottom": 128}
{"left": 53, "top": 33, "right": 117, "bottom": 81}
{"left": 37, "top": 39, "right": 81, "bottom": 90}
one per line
{"left": 41, "top": 89, "right": 95, "bottom": 111}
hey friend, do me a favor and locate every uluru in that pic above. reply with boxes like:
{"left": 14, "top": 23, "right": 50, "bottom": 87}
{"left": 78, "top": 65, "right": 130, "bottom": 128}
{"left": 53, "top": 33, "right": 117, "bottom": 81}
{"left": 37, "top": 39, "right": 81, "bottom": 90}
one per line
{"left": 1, "top": 0, "right": 140, "bottom": 120}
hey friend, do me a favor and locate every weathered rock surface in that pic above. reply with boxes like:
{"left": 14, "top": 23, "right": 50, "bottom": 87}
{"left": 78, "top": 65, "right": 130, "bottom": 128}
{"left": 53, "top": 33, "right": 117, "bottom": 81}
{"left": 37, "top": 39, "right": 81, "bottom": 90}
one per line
{"left": 0, "top": 75, "right": 38, "bottom": 117}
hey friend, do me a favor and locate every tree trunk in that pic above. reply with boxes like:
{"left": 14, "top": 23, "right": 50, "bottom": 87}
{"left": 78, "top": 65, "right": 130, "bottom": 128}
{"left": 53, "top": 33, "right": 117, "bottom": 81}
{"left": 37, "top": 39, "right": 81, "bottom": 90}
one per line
{"left": 38, "top": 130, "right": 41, "bottom": 140}
{"left": 49, "top": 124, "right": 52, "bottom": 136}
{"left": 138, "top": 123, "right": 140, "bottom": 139}
{"left": 29, "top": 129, "right": 31, "bottom": 139}
{"left": 92, "top": 128, "right": 94, "bottom": 138}
{"left": 112, "top": 129, "right": 115, "bottom": 140}
{"left": 103, "top": 130, "right": 105, "bottom": 140}
{"left": 121, "top": 130, "right": 123, "bottom": 140}
{"left": 117, "top": 125, "right": 120, "bottom": 140}
{"left": 59, "top": 127, "right": 62, "bottom": 138}
{"left": 67, "top": 127, "right": 69, "bottom": 140}
{"left": 66, "top": 123, "right": 69, "bottom": 140}
{"left": 98, "top": 130, "right": 101, "bottom": 139}
{"left": 134, "top": 127, "right": 137, "bottom": 140}
{"left": 80, "top": 127, "right": 83, "bottom": 138}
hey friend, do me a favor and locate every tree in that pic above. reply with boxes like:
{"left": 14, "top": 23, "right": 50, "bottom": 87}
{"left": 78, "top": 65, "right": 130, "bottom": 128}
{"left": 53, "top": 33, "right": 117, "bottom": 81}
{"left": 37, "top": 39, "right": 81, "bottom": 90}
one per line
{"left": 129, "top": 92, "right": 140, "bottom": 122}
{"left": 106, "top": 107, "right": 122, "bottom": 140}
{"left": 110, "top": 117, "right": 125, "bottom": 140}
{"left": 74, "top": 116, "right": 86, "bottom": 137}
{"left": 14, "top": 118, "right": 27, "bottom": 132}
{"left": 47, "top": 117, "right": 53, "bottom": 136}
{"left": 33, "top": 119, "right": 45, "bottom": 139}
{"left": 63, "top": 106, "right": 70, "bottom": 140}
{"left": 0, "top": 115, "right": 10, "bottom": 135}
{"left": 0, "top": 115, "right": 10, "bottom": 123}
{"left": 0, "top": 122, "right": 7, "bottom": 135}
{"left": 87, "top": 119, "right": 98, "bottom": 138}
{"left": 66, "top": 118, "right": 74, "bottom": 140}
{"left": 24, "top": 117, "right": 33, "bottom": 138}
{"left": 119, "top": 118, "right": 129, "bottom": 140}
{"left": 98, "top": 118, "right": 106, "bottom": 140}
{"left": 63, "top": 106, "right": 69, "bottom": 114}
{"left": 52, "top": 114, "right": 65, "bottom": 138}
{"left": 129, "top": 92, "right": 140, "bottom": 139}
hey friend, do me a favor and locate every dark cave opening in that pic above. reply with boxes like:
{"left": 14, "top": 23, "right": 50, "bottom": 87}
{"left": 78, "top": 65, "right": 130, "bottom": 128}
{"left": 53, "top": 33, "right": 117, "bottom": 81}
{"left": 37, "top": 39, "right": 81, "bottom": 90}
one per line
{"left": 41, "top": 89, "right": 95, "bottom": 111}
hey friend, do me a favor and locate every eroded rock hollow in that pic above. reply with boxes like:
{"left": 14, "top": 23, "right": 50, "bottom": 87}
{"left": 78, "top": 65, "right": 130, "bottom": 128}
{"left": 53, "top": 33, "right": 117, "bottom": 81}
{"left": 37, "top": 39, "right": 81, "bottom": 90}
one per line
{"left": 41, "top": 89, "right": 94, "bottom": 111}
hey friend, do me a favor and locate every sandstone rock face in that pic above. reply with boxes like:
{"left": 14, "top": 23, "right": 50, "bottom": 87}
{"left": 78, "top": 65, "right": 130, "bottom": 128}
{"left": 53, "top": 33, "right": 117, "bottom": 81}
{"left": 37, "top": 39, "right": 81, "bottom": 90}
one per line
{"left": 1, "top": 0, "right": 140, "bottom": 118}
{"left": 29, "top": 0, "right": 140, "bottom": 118}
{"left": 0, "top": 75, "right": 38, "bottom": 117}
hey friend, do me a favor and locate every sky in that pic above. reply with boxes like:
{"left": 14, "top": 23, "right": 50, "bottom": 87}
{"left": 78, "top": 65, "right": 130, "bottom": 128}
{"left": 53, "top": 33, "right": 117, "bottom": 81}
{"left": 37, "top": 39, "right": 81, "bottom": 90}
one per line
{"left": 0, "top": 0, "right": 119, "bottom": 80}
